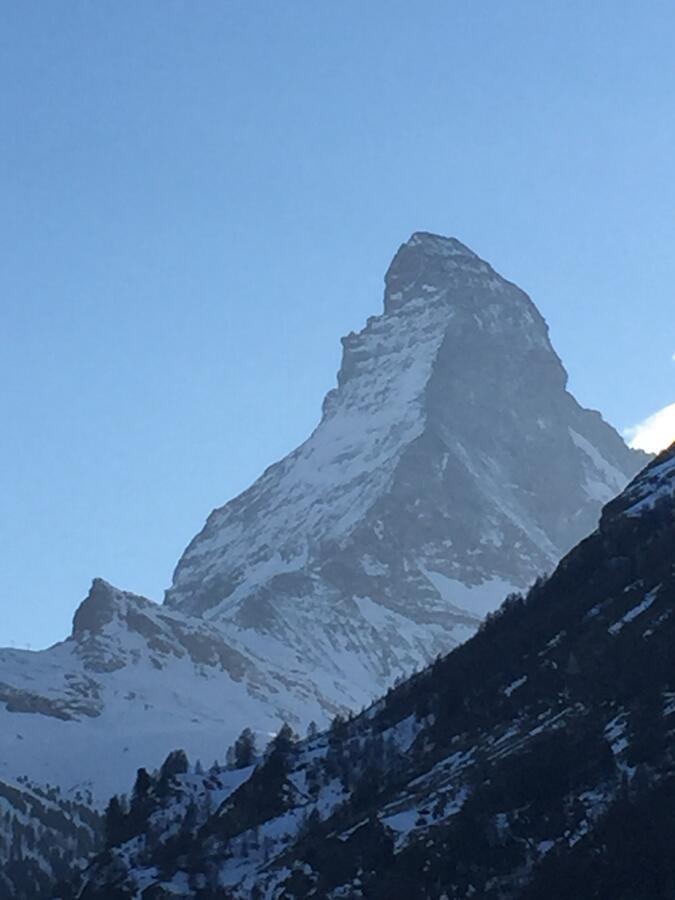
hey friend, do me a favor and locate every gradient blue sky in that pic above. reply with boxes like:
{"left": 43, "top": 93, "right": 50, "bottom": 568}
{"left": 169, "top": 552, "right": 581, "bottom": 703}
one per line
{"left": 2, "top": 0, "right": 674, "bottom": 649}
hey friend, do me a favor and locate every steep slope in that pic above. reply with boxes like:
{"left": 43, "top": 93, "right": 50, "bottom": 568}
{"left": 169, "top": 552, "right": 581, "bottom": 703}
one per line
{"left": 0, "top": 776, "right": 101, "bottom": 900}
{"left": 0, "top": 233, "right": 645, "bottom": 803}
{"left": 69, "top": 444, "right": 675, "bottom": 899}
{"left": 166, "top": 232, "right": 644, "bottom": 692}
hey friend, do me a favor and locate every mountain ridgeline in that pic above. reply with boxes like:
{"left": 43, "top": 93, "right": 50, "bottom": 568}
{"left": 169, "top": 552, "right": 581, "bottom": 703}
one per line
{"left": 69, "top": 445, "right": 675, "bottom": 898}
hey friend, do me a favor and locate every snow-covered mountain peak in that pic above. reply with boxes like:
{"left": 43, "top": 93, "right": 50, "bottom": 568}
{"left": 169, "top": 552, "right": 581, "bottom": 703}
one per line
{"left": 165, "top": 233, "right": 646, "bottom": 674}
{"left": 391, "top": 231, "right": 480, "bottom": 269}
{"left": 383, "top": 232, "right": 555, "bottom": 363}
{"left": 386, "top": 232, "right": 515, "bottom": 308}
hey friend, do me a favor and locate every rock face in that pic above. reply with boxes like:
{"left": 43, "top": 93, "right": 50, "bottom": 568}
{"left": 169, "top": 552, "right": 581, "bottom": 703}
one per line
{"left": 0, "top": 233, "right": 647, "bottom": 803}
{"left": 72, "top": 445, "right": 675, "bottom": 900}
{"left": 166, "top": 232, "right": 645, "bottom": 687}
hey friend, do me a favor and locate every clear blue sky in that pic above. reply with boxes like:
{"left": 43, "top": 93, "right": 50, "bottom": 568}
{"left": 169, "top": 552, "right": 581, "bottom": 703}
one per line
{"left": 2, "top": 0, "right": 673, "bottom": 649}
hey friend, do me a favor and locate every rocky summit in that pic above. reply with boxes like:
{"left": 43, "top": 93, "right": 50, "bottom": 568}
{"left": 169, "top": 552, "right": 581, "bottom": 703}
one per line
{"left": 0, "top": 234, "right": 646, "bottom": 811}
{"left": 166, "top": 231, "right": 645, "bottom": 690}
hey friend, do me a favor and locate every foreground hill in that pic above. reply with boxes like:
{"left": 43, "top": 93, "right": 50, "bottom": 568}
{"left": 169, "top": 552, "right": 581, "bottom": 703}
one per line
{"left": 72, "top": 444, "right": 675, "bottom": 899}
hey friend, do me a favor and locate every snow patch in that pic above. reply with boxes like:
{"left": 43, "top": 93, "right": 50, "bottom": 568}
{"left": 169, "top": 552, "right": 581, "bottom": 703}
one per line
{"left": 418, "top": 567, "right": 518, "bottom": 618}
{"left": 608, "top": 587, "right": 659, "bottom": 636}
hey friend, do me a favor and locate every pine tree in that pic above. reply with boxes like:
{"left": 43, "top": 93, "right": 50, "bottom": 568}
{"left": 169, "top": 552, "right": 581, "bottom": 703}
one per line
{"left": 306, "top": 720, "right": 319, "bottom": 739}
{"left": 234, "top": 727, "right": 257, "bottom": 768}
{"left": 271, "top": 722, "right": 295, "bottom": 755}
{"left": 104, "top": 795, "right": 126, "bottom": 848}
{"left": 157, "top": 749, "right": 189, "bottom": 797}
{"left": 128, "top": 767, "right": 154, "bottom": 834}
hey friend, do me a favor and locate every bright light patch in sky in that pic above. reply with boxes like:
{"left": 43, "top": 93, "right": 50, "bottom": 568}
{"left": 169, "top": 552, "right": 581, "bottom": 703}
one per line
{"left": 624, "top": 403, "right": 675, "bottom": 454}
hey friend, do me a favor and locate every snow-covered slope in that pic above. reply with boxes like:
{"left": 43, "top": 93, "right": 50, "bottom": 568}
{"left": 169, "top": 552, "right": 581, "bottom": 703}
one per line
{"left": 166, "top": 231, "right": 645, "bottom": 685}
{"left": 72, "top": 445, "right": 675, "bottom": 900}
{"left": 0, "top": 580, "right": 353, "bottom": 802}
{"left": 0, "top": 233, "right": 646, "bottom": 804}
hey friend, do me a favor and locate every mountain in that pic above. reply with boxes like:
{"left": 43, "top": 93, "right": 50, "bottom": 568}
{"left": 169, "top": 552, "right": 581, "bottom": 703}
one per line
{"left": 0, "top": 580, "right": 341, "bottom": 803}
{"left": 70, "top": 443, "right": 675, "bottom": 899}
{"left": 165, "top": 231, "right": 644, "bottom": 702}
{"left": 0, "top": 776, "right": 100, "bottom": 900}
{"left": 0, "top": 233, "right": 645, "bottom": 802}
